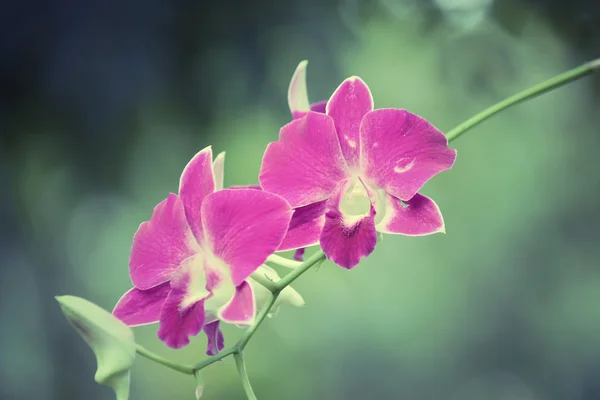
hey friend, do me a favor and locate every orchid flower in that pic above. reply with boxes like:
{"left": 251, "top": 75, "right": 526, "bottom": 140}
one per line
{"left": 259, "top": 61, "right": 457, "bottom": 269}
{"left": 112, "top": 146, "right": 297, "bottom": 350}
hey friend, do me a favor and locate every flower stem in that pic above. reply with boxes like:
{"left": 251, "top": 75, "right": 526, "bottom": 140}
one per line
{"left": 274, "top": 249, "right": 326, "bottom": 291}
{"left": 191, "top": 249, "right": 327, "bottom": 399}
{"left": 250, "top": 268, "right": 278, "bottom": 292}
{"left": 234, "top": 351, "right": 258, "bottom": 400}
{"left": 445, "top": 57, "right": 600, "bottom": 143}
{"left": 192, "top": 347, "right": 237, "bottom": 371}
{"left": 237, "top": 291, "right": 279, "bottom": 349}
{"left": 135, "top": 344, "right": 194, "bottom": 375}
{"left": 266, "top": 254, "right": 302, "bottom": 269}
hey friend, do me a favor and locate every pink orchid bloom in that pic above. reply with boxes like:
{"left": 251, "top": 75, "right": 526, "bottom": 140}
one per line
{"left": 112, "top": 146, "right": 295, "bottom": 350}
{"left": 259, "top": 61, "right": 457, "bottom": 269}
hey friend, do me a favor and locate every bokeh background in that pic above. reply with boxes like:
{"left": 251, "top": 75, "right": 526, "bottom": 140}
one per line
{"left": 2, "top": 0, "right": 600, "bottom": 399}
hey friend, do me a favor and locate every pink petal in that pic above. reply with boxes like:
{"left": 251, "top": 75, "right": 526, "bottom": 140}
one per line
{"left": 157, "top": 256, "right": 209, "bottom": 349}
{"left": 218, "top": 281, "right": 255, "bottom": 325}
{"left": 278, "top": 200, "right": 327, "bottom": 251}
{"left": 213, "top": 151, "right": 226, "bottom": 191}
{"left": 203, "top": 258, "right": 227, "bottom": 292}
{"left": 310, "top": 100, "right": 327, "bottom": 114}
{"left": 228, "top": 185, "right": 261, "bottom": 190}
{"left": 129, "top": 194, "right": 198, "bottom": 290}
{"left": 179, "top": 146, "right": 216, "bottom": 244}
{"left": 293, "top": 101, "right": 328, "bottom": 119}
{"left": 293, "top": 248, "right": 305, "bottom": 261}
{"left": 203, "top": 320, "right": 224, "bottom": 356}
{"left": 320, "top": 182, "right": 377, "bottom": 269}
{"left": 259, "top": 112, "right": 349, "bottom": 208}
{"left": 202, "top": 189, "right": 293, "bottom": 286}
{"left": 158, "top": 296, "right": 205, "bottom": 349}
{"left": 113, "top": 283, "right": 170, "bottom": 326}
{"left": 230, "top": 185, "right": 325, "bottom": 251}
{"left": 326, "top": 77, "right": 374, "bottom": 167}
{"left": 288, "top": 60, "right": 311, "bottom": 119}
{"left": 376, "top": 193, "right": 445, "bottom": 235}
{"left": 360, "top": 109, "right": 457, "bottom": 201}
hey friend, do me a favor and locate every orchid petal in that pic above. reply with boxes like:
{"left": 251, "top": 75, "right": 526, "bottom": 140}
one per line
{"left": 376, "top": 193, "right": 445, "bottom": 235}
{"left": 326, "top": 76, "right": 374, "bottom": 167}
{"left": 129, "top": 194, "right": 198, "bottom": 290}
{"left": 157, "top": 255, "right": 209, "bottom": 349}
{"left": 278, "top": 200, "right": 327, "bottom": 251}
{"left": 293, "top": 101, "right": 328, "bottom": 119}
{"left": 202, "top": 189, "right": 293, "bottom": 286}
{"left": 228, "top": 184, "right": 261, "bottom": 190}
{"left": 213, "top": 151, "right": 226, "bottom": 191}
{"left": 310, "top": 100, "right": 327, "bottom": 114}
{"left": 218, "top": 281, "right": 255, "bottom": 325}
{"left": 293, "top": 248, "right": 305, "bottom": 261}
{"left": 179, "top": 146, "right": 216, "bottom": 244}
{"left": 201, "top": 258, "right": 236, "bottom": 320}
{"left": 259, "top": 112, "right": 349, "bottom": 207}
{"left": 360, "top": 109, "right": 456, "bottom": 201}
{"left": 320, "top": 182, "right": 377, "bottom": 269}
{"left": 203, "top": 321, "right": 224, "bottom": 356}
{"left": 113, "top": 283, "right": 170, "bottom": 327}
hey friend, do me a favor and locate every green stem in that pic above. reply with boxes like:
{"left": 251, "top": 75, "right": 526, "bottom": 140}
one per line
{"left": 266, "top": 254, "right": 302, "bottom": 269}
{"left": 250, "top": 267, "right": 278, "bottom": 292}
{"left": 445, "top": 57, "right": 600, "bottom": 142}
{"left": 238, "top": 292, "right": 279, "bottom": 349}
{"left": 193, "top": 249, "right": 326, "bottom": 373}
{"left": 192, "top": 346, "right": 237, "bottom": 371}
{"left": 233, "top": 351, "right": 258, "bottom": 400}
{"left": 274, "top": 249, "right": 326, "bottom": 291}
{"left": 135, "top": 344, "right": 194, "bottom": 375}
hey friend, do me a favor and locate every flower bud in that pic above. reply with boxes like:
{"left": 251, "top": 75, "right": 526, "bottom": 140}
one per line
{"left": 56, "top": 295, "right": 136, "bottom": 400}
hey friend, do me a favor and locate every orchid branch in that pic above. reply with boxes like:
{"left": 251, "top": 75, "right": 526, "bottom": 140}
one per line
{"left": 266, "top": 254, "right": 302, "bottom": 269}
{"left": 445, "top": 57, "right": 600, "bottom": 142}
{"left": 233, "top": 351, "right": 258, "bottom": 400}
{"left": 132, "top": 57, "right": 600, "bottom": 400}
{"left": 192, "top": 250, "right": 326, "bottom": 370}
{"left": 135, "top": 344, "right": 194, "bottom": 375}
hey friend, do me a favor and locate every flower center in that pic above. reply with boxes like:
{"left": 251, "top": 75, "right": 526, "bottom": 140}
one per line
{"left": 202, "top": 253, "right": 235, "bottom": 314}
{"left": 177, "top": 252, "right": 235, "bottom": 316}
{"left": 339, "top": 178, "right": 372, "bottom": 217}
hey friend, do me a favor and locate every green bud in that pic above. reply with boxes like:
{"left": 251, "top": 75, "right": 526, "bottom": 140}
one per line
{"left": 56, "top": 295, "right": 136, "bottom": 400}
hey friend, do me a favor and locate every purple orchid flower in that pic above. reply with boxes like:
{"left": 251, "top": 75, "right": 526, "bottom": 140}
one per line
{"left": 259, "top": 61, "right": 457, "bottom": 269}
{"left": 112, "top": 146, "right": 294, "bottom": 350}
{"left": 273, "top": 62, "right": 329, "bottom": 260}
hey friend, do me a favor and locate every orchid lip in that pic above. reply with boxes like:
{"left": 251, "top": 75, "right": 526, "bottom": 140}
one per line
{"left": 338, "top": 176, "right": 387, "bottom": 226}
{"left": 339, "top": 177, "right": 371, "bottom": 217}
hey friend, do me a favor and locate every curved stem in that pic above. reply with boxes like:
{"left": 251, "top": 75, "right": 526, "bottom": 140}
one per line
{"left": 135, "top": 344, "right": 194, "bottom": 375}
{"left": 193, "top": 249, "right": 326, "bottom": 374}
{"left": 192, "top": 346, "right": 237, "bottom": 371}
{"left": 445, "top": 57, "right": 600, "bottom": 142}
{"left": 266, "top": 254, "right": 302, "bottom": 269}
{"left": 234, "top": 351, "right": 258, "bottom": 400}
{"left": 250, "top": 267, "right": 278, "bottom": 293}
{"left": 275, "top": 250, "right": 326, "bottom": 290}
{"left": 238, "top": 292, "right": 279, "bottom": 349}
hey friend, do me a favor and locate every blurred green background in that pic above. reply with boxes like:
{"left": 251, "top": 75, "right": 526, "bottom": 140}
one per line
{"left": 2, "top": 0, "right": 600, "bottom": 399}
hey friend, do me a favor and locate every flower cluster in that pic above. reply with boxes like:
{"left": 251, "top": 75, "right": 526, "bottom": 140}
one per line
{"left": 113, "top": 61, "right": 456, "bottom": 350}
